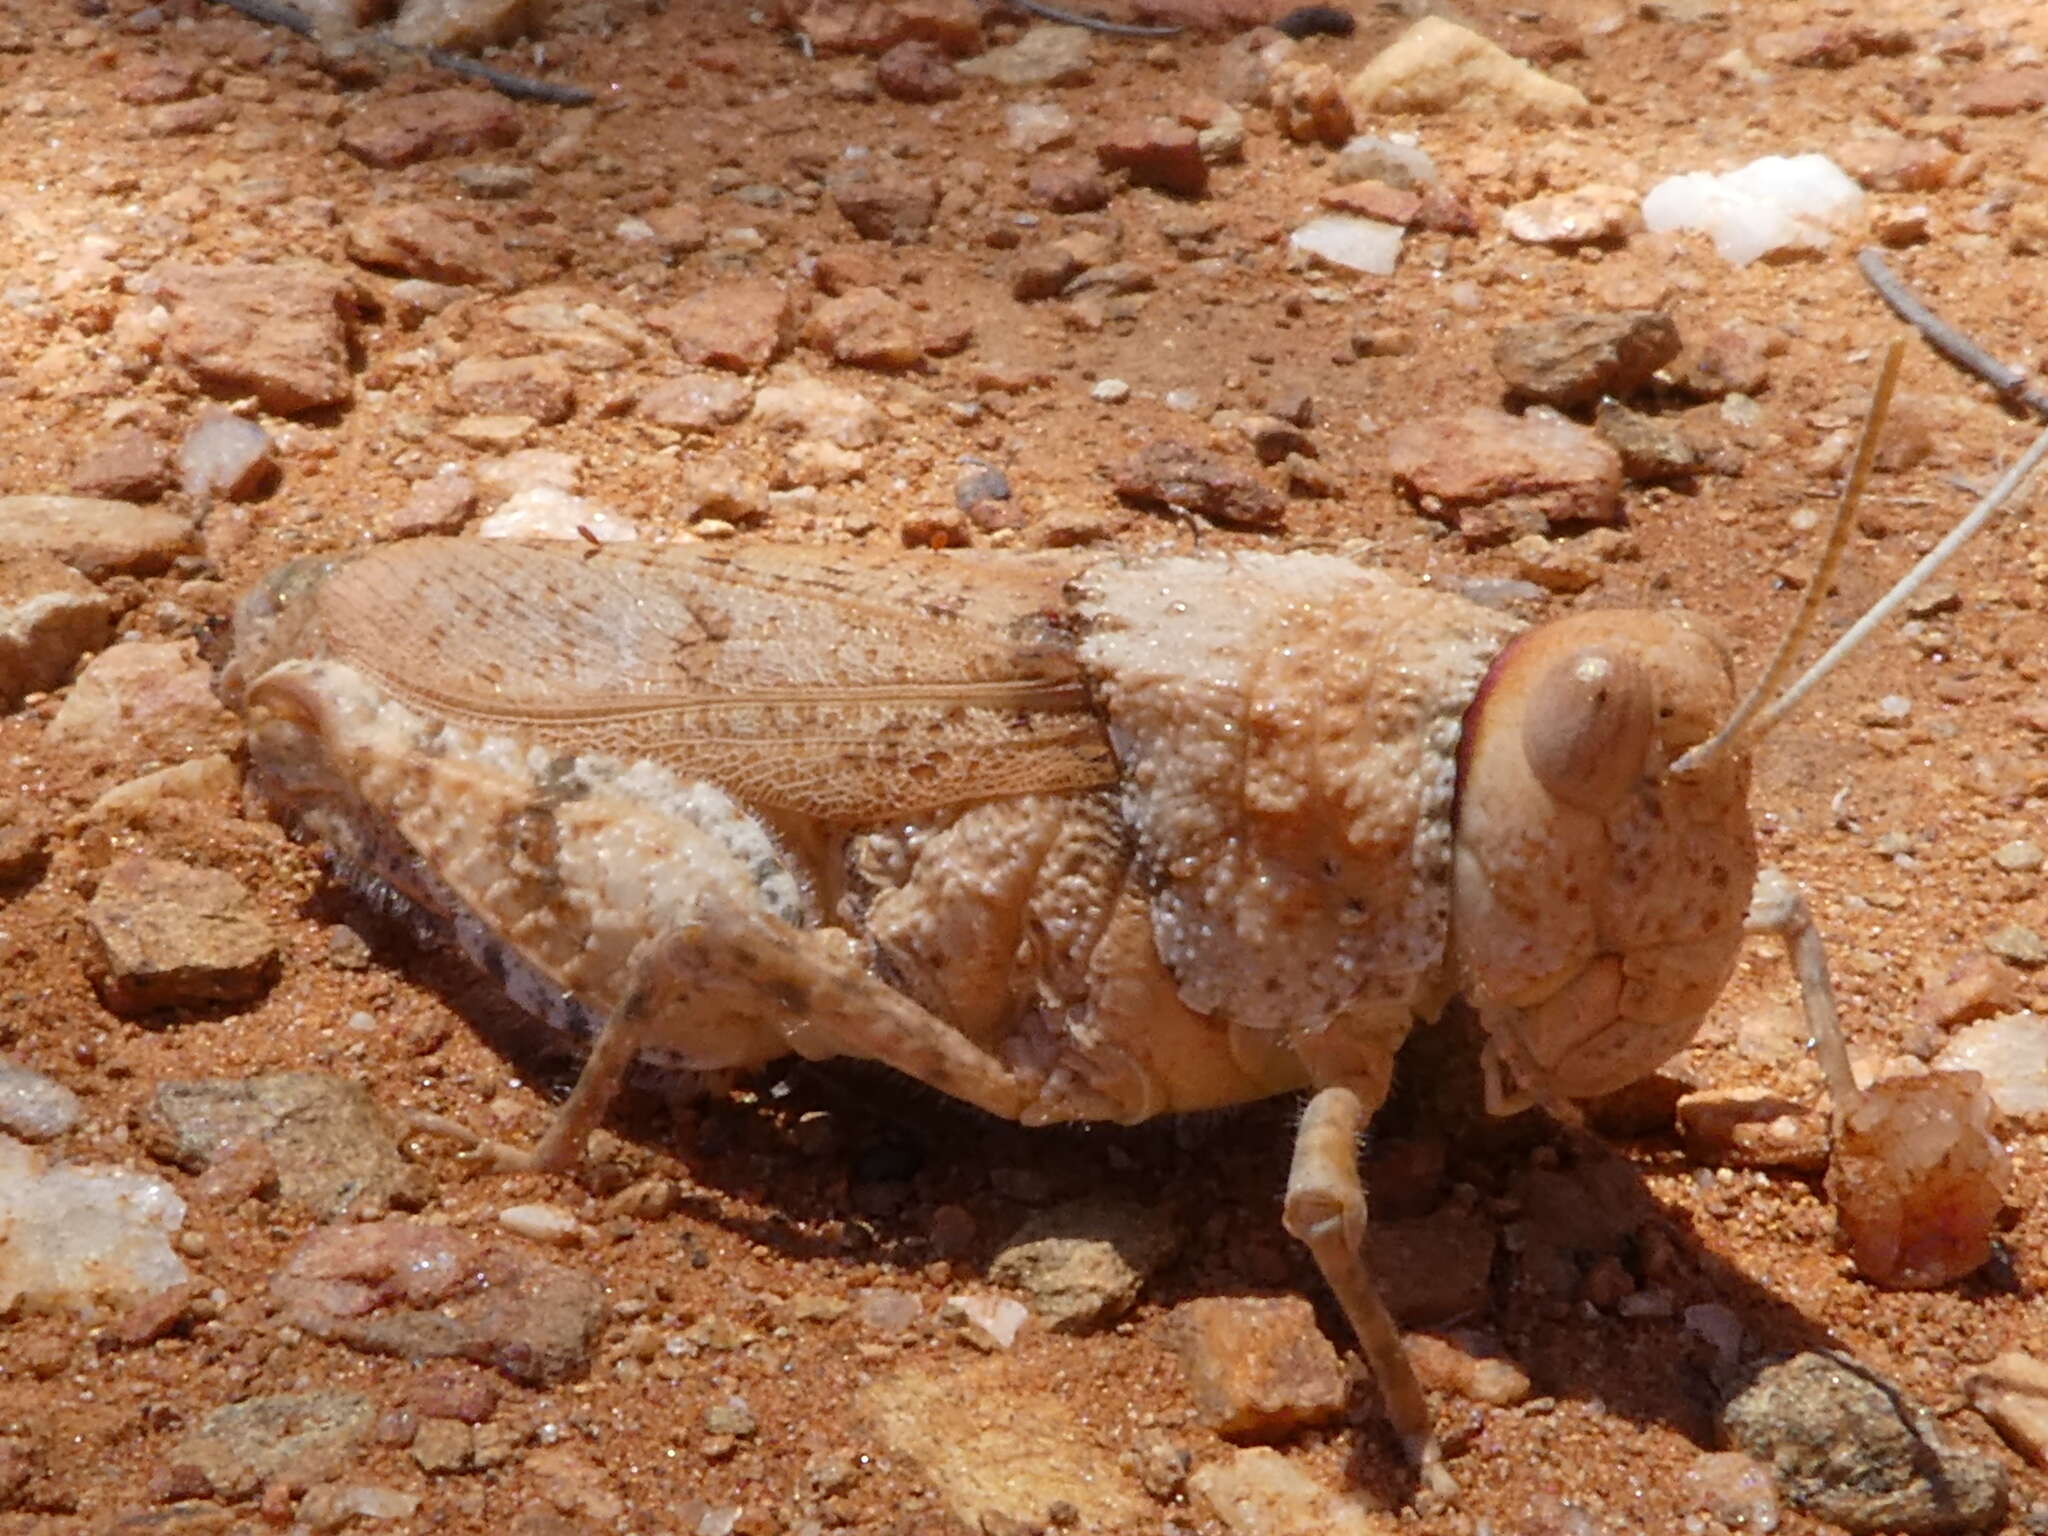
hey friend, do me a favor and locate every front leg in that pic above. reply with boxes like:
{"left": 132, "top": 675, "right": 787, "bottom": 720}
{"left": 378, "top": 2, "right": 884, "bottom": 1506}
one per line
{"left": 1285, "top": 1084, "right": 1456, "bottom": 1499}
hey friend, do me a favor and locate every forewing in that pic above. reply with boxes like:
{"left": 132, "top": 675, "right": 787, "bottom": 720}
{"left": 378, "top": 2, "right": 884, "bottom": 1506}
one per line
{"left": 299, "top": 539, "right": 1118, "bottom": 823}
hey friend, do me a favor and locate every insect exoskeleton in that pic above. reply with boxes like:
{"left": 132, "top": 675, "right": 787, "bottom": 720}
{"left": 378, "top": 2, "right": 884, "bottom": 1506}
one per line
{"left": 222, "top": 340, "right": 2042, "bottom": 1497}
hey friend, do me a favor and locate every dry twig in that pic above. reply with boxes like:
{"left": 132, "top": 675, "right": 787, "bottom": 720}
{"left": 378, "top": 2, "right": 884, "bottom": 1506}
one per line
{"left": 1858, "top": 248, "right": 2048, "bottom": 419}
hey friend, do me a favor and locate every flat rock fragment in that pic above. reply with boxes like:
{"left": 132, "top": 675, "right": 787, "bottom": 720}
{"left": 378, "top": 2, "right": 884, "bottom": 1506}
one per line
{"left": 84, "top": 856, "right": 279, "bottom": 1015}
{"left": 1111, "top": 440, "right": 1284, "bottom": 528}
{"left": 140, "top": 1074, "right": 425, "bottom": 1219}
{"left": 167, "top": 1393, "right": 375, "bottom": 1503}
{"left": 1387, "top": 407, "right": 1622, "bottom": 543}
{"left": 857, "top": 1358, "right": 1149, "bottom": 1529}
{"left": 0, "top": 553, "right": 114, "bottom": 707}
{"left": 1189, "top": 1446, "right": 1388, "bottom": 1536}
{"left": 339, "top": 89, "right": 521, "bottom": 168}
{"left": 49, "top": 640, "right": 243, "bottom": 776}
{"left": 1493, "top": 311, "right": 1681, "bottom": 407}
{"left": 1965, "top": 1352, "right": 2048, "bottom": 1468}
{"left": 1169, "top": 1296, "right": 1347, "bottom": 1439}
{"left": 987, "top": 1197, "right": 1180, "bottom": 1331}
{"left": 271, "top": 1217, "right": 608, "bottom": 1384}
{"left": 155, "top": 261, "right": 358, "bottom": 415}
{"left": 1344, "top": 16, "right": 1590, "bottom": 124}
{"left": 1721, "top": 1351, "right": 2007, "bottom": 1534}
{"left": 0, "top": 496, "right": 191, "bottom": 579}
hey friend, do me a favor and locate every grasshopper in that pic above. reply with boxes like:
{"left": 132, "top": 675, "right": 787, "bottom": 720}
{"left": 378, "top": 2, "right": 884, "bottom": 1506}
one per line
{"left": 219, "top": 346, "right": 2048, "bottom": 1495}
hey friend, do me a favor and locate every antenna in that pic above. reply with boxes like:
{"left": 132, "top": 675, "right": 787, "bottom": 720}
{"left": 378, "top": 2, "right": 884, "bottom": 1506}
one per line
{"left": 1676, "top": 348, "right": 2048, "bottom": 775}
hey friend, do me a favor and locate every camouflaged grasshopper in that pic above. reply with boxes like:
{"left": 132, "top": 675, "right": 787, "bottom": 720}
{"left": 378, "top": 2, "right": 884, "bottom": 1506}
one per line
{"left": 219, "top": 346, "right": 2048, "bottom": 1494}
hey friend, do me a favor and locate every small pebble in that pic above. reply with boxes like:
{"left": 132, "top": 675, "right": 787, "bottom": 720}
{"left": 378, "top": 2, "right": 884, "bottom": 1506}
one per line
{"left": 1987, "top": 925, "right": 2048, "bottom": 968}
{"left": 1090, "top": 378, "right": 1131, "bottom": 403}
{"left": 0, "top": 1060, "right": 83, "bottom": 1142}
{"left": 497, "top": 1203, "right": 586, "bottom": 1247}
{"left": 1993, "top": 840, "right": 2044, "bottom": 873}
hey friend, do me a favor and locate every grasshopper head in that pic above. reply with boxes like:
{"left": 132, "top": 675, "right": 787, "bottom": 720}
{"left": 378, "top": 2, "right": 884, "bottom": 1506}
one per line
{"left": 1449, "top": 611, "right": 1756, "bottom": 1113}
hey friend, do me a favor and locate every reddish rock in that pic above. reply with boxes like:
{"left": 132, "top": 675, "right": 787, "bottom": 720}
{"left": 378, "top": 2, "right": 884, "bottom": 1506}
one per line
{"left": 1406, "top": 1333, "right": 1533, "bottom": 1405}
{"left": 70, "top": 427, "right": 173, "bottom": 502}
{"left": 1679, "top": 1087, "right": 1831, "bottom": 1171}
{"left": 1027, "top": 158, "right": 1114, "bottom": 214}
{"left": 1414, "top": 187, "right": 1481, "bottom": 235}
{"left": 0, "top": 495, "right": 191, "bottom": 578}
{"left": 405, "top": 1367, "right": 501, "bottom": 1426}
{"left": 811, "top": 245, "right": 895, "bottom": 295}
{"left": 119, "top": 55, "right": 202, "bottom": 104}
{"left": 1320, "top": 180, "right": 1424, "bottom": 224}
{"left": 876, "top": 39, "right": 962, "bottom": 101}
{"left": 1009, "top": 243, "right": 1084, "bottom": 301}
{"left": 647, "top": 280, "right": 798, "bottom": 373}
{"left": 640, "top": 201, "right": 709, "bottom": 255}
{"left": 1111, "top": 440, "right": 1283, "bottom": 527}
{"left": 271, "top": 1218, "right": 609, "bottom": 1384}
{"left": 828, "top": 167, "right": 939, "bottom": 242}
{"left": 85, "top": 856, "right": 280, "bottom": 1015}
{"left": 146, "top": 96, "right": 234, "bottom": 136}
{"left": 1673, "top": 322, "right": 1775, "bottom": 398}
{"left": 1169, "top": 1297, "right": 1347, "bottom": 1441}
{"left": 48, "top": 638, "right": 243, "bottom": 775}
{"left": 803, "top": 287, "right": 926, "bottom": 370}
{"left": 1837, "top": 135, "right": 1962, "bottom": 192}
{"left": 1268, "top": 58, "right": 1353, "bottom": 144}
{"left": 156, "top": 260, "right": 357, "bottom": 415}
{"left": 0, "top": 554, "right": 115, "bottom": 707}
{"left": 389, "top": 471, "right": 478, "bottom": 537}
{"left": 1754, "top": 24, "right": 1912, "bottom": 68}
{"left": 1492, "top": 309, "right": 1682, "bottom": 408}
{"left": 339, "top": 89, "right": 522, "bottom": 168}
{"left": 1097, "top": 118, "right": 1208, "bottom": 198}
{"left": 1387, "top": 407, "right": 1624, "bottom": 543}
{"left": 1959, "top": 67, "right": 2048, "bottom": 116}
{"left": 637, "top": 370, "right": 755, "bottom": 433}
{"left": 345, "top": 204, "right": 511, "bottom": 287}
{"left": 449, "top": 355, "right": 575, "bottom": 424}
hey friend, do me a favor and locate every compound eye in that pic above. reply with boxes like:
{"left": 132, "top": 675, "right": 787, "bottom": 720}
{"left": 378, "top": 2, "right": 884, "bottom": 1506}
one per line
{"left": 1520, "top": 645, "right": 1654, "bottom": 815}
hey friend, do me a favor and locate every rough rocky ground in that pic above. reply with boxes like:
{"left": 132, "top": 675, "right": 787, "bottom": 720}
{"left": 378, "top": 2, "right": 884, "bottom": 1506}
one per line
{"left": 3, "top": 0, "right": 2048, "bottom": 1532}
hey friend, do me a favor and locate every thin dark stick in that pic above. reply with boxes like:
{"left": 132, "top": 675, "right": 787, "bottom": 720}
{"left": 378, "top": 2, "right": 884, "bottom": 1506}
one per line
{"left": 1858, "top": 247, "right": 2048, "bottom": 419}
{"left": 1004, "top": 0, "right": 1184, "bottom": 38}
{"left": 204, "top": 0, "right": 596, "bottom": 106}
{"left": 422, "top": 47, "right": 596, "bottom": 106}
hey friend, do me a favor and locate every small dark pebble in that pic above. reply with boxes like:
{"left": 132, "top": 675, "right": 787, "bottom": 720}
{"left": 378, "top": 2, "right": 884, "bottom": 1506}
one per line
{"left": 1273, "top": 5, "right": 1355, "bottom": 38}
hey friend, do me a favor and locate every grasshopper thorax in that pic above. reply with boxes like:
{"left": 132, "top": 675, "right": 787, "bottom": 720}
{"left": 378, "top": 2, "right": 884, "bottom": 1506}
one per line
{"left": 1449, "top": 611, "right": 1757, "bottom": 1114}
